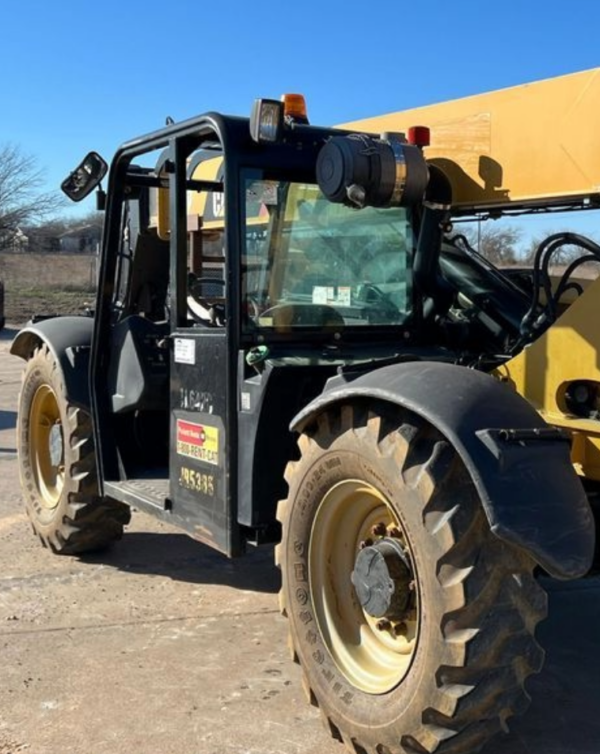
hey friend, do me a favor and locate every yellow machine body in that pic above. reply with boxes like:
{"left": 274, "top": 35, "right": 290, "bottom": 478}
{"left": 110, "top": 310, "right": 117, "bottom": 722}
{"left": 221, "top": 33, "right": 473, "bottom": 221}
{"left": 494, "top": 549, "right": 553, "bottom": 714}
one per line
{"left": 343, "top": 67, "right": 600, "bottom": 211}
{"left": 499, "top": 275, "right": 600, "bottom": 482}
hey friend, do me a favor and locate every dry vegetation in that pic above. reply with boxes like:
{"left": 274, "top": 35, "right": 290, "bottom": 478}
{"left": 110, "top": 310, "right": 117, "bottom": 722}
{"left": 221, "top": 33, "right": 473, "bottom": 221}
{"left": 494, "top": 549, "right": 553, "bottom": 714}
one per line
{"left": 0, "top": 252, "right": 97, "bottom": 325}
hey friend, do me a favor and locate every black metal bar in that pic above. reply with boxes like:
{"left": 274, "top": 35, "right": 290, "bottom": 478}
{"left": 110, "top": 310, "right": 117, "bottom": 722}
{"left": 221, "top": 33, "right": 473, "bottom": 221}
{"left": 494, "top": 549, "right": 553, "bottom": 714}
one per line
{"left": 169, "top": 140, "right": 189, "bottom": 329}
{"left": 126, "top": 172, "right": 223, "bottom": 193}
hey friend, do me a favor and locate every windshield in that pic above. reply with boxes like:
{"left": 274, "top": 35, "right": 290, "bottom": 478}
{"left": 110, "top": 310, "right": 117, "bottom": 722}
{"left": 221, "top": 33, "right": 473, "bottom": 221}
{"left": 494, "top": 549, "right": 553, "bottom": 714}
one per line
{"left": 242, "top": 177, "right": 413, "bottom": 337}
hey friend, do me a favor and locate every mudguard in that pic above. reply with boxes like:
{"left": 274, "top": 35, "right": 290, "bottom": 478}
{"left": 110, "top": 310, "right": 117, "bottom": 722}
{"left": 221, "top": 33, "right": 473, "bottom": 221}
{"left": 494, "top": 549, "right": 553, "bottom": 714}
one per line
{"left": 10, "top": 316, "right": 94, "bottom": 411}
{"left": 291, "top": 361, "right": 595, "bottom": 580}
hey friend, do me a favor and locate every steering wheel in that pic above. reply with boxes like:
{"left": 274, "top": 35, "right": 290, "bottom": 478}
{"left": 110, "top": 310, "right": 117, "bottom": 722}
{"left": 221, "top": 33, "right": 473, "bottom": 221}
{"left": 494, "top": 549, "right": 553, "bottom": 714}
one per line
{"left": 187, "top": 276, "right": 226, "bottom": 326}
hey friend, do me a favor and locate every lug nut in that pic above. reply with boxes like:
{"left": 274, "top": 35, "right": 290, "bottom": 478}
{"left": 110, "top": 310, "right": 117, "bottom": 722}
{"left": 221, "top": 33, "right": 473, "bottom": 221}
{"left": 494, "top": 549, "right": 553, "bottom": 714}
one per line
{"left": 359, "top": 538, "right": 373, "bottom": 550}
{"left": 371, "top": 522, "right": 387, "bottom": 537}
{"left": 393, "top": 621, "right": 407, "bottom": 635}
{"left": 376, "top": 619, "right": 391, "bottom": 631}
{"left": 388, "top": 526, "right": 402, "bottom": 538}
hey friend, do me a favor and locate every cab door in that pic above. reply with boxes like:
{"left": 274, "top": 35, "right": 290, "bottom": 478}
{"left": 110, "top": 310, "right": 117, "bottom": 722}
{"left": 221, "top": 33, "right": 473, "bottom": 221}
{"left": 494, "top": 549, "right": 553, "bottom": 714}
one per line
{"left": 169, "top": 326, "right": 233, "bottom": 553}
{"left": 166, "top": 138, "right": 241, "bottom": 555}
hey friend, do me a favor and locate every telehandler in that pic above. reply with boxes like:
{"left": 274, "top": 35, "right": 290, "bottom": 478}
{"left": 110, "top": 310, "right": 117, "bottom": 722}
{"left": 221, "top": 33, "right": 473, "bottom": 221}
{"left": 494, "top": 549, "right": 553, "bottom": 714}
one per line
{"left": 11, "top": 69, "right": 600, "bottom": 754}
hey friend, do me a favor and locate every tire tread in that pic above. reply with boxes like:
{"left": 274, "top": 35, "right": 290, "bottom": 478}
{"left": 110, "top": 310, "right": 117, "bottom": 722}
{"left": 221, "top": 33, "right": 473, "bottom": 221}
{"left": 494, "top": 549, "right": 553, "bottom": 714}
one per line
{"left": 278, "top": 401, "right": 547, "bottom": 754}
{"left": 19, "top": 345, "right": 130, "bottom": 555}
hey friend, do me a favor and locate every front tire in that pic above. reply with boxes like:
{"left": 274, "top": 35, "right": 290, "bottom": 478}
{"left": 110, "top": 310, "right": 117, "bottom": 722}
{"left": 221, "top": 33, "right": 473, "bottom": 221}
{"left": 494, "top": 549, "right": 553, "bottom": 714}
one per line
{"left": 277, "top": 401, "right": 547, "bottom": 754}
{"left": 18, "top": 344, "right": 130, "bottom": 554}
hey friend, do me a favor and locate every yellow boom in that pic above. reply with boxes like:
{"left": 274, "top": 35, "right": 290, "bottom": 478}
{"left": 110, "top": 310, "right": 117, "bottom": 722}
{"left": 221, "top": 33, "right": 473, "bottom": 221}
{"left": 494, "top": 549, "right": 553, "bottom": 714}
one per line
{"left": 342, "top": 68, "right": 600, "bottom": 211}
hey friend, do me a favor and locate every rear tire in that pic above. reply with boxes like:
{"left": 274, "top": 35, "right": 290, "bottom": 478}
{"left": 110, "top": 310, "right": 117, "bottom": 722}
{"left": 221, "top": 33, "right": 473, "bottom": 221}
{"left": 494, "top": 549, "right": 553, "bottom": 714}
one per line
{"left": 277, "top": 401, "right": 547, "bottom": 754}
{"left": 17, "top": 344, "right": 130, "bottom": 554}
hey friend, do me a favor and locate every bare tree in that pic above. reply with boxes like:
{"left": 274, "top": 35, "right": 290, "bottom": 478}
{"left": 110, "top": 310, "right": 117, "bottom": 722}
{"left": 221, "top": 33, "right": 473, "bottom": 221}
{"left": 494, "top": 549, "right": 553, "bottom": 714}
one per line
{"left": 457, "top": 223, "right": 522, "bottom": 266}
{"left": 0, "top": 143, "right": 64, "bottom": 250}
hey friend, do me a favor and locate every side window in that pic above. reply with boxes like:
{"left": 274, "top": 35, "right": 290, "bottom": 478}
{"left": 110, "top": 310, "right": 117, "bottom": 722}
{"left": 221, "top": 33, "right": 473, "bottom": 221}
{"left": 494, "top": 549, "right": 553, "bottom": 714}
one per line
{"left": 113, "top": 203, "right": 132, "bottom": 310}
{"left": 241, "top": 176, "right": 413, "bottom": 334}
{"left": 115, "top": 184, "right": 171, "bottom": 322}
{"left": 241, "top": 178, "right": 278, "bottom": 316}
{"left": 186, "top": 156, "right": 226, "bottom": 326}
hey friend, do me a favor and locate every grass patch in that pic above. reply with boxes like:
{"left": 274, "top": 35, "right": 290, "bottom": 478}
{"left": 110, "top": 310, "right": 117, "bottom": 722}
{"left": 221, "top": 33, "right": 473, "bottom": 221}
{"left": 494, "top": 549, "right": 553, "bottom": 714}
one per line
{"left": 5, "top": 287, "right": 95, "bottom": 325}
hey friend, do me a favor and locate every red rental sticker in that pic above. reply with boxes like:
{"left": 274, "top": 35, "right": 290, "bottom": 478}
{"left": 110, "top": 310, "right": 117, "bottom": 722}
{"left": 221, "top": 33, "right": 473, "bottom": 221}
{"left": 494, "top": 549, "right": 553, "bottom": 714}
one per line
{"left": 177, "top": 420, "right": 206, "bottom": 447}
{"left": 176, "top": 419, "right": 219, "bottom": 466}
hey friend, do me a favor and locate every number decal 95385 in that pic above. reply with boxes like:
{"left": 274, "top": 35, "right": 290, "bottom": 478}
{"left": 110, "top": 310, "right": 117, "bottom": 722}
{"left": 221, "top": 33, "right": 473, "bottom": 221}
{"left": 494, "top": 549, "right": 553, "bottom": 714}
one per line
{"left": 178, "top": 466, "right": 215, "bottom": 496}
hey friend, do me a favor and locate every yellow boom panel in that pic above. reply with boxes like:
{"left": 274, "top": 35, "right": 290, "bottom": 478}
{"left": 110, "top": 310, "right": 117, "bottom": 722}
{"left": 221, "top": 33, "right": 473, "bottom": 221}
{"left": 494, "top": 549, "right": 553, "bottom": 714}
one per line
{"left": 501, "top": 276, "right": 600, "bottom": 481}
{"left": 342, "top": 68, "right": 600, "bottom": 211}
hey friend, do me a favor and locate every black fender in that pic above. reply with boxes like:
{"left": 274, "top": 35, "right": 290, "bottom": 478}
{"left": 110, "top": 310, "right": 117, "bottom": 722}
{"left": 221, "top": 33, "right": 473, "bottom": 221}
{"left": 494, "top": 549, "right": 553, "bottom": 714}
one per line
{"left": 291, "top": 361, "right": 594, "bottom": 580}
{"left": 10, "top": 316, "right": 94, "bottom": 411}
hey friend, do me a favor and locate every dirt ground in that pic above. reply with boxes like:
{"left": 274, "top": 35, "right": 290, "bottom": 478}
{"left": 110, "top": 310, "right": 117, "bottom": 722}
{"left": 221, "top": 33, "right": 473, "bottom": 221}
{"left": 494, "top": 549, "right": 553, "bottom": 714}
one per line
{"left": 1, "top": 326, "right": 600, "bottom": 754}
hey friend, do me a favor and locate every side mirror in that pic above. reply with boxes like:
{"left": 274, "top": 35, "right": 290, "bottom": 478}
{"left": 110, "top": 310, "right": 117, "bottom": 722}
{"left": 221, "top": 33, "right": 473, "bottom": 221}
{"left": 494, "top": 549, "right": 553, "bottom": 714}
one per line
{"left": 61, "top": 152, "right": 108, "bottom": 202}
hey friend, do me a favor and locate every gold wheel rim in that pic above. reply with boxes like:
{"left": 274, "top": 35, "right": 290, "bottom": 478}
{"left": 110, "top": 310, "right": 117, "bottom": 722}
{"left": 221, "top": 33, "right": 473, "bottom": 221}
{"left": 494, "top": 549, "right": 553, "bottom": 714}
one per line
{"left": 29, "top": 385, "right": 65, "bottom": 509}
{"left": 309, "top": 479, "right": 419, "bottom": 694}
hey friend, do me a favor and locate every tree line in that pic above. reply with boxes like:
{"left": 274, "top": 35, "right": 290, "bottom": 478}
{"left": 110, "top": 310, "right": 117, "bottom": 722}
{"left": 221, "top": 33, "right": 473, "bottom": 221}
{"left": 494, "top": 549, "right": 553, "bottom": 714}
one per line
{"left": 0, "top": 142, "right": 102, "bottom": 253}
{"left": 457, "top": 222, "right": 599, "bottom": 267}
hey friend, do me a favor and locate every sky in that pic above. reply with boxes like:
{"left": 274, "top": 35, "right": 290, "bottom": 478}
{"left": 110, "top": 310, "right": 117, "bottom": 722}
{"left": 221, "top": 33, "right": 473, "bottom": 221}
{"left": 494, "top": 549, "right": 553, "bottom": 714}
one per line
{"left": 2, "top": 0, "right": 600, "bottom": 243}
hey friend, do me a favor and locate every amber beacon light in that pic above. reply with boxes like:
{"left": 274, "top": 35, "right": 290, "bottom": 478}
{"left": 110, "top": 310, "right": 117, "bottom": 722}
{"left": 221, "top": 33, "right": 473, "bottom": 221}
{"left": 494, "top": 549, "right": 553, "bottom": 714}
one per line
{"left": 281, "top": 93, "right": 309, "bottom": 124}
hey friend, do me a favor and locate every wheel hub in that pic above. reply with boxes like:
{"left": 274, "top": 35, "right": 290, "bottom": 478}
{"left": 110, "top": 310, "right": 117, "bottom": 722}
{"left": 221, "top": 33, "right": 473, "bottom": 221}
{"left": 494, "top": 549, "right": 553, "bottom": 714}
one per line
{"left": 351, "top": 538, "right": 412, "bottom": 621}
{"left": 49, "top": 423, "right": 63, "bottom": 467}
{"left": 308, "top": 480, "right": 419, "bottom": 694}
{"left": 29, "top": 383, "right": 64, "bottom": 510}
